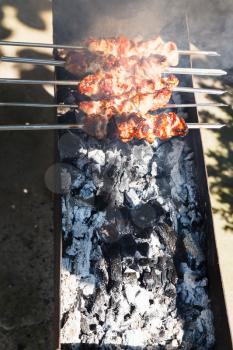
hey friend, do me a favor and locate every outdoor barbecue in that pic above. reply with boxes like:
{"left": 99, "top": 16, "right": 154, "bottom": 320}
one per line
{"left": 0, "top": 36, "right": 227, "bottom": 136}
{"left": 0, "top": 1, "right": 232, "bottom": 349}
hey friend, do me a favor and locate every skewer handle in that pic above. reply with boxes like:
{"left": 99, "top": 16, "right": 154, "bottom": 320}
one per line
{"left": 0, "top": 56, "right": 65, "bottom": 66}
{"left": 0, "top": 78, "right": 80, "bottom": 86}
{"left": 0, "top": 40, "right": 84, "bottom": 50}
{"left": 0, "top": 102, "right": 78, "bottom": 108}
{"left": 0, "top": 124, "right": 82, "bottom": 131}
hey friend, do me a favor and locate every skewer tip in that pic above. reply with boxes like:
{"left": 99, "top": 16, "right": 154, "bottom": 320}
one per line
{"left": 187, "top": 123, "right": 226, "bottom": 129}
{"left": 218, "top": 124, "right": 226, "bottom": 128}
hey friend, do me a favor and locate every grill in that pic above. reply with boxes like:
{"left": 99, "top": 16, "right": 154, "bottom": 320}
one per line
{"left": 0, "top": 0, "right": 232, "bottom": 349}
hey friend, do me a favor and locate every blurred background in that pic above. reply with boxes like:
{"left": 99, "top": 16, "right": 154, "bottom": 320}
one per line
{"left": 0, "top": 0, "right": 232, "bottom": 349}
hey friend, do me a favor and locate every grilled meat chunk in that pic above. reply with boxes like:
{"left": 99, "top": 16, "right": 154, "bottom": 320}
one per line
{"left": 79, "top": 88, "right": 173, "bottom": 117}
{"left": 79, "top": 72, "right": 178, "bottom": 98}
{"left": 86, "top": 36, "right": 179, "bottom": 65}
{"left": 116, "top": 112, "right": 188, "bottom": 143}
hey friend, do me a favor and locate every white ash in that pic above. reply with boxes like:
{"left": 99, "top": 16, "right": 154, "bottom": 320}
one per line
{"left": 60, "top": 133, "right": 215, "bottom": 349}
{"left": 177, "top": 263, "right": 209, "bottom": 308}
{"left": 61, "top": 306, "right": 81, "bottom": 344}
{"left": 88, "top": 149, "right": 106, "bottom": 167}
{"left": 125, "top": 189, "right": 141, "bottom": 207}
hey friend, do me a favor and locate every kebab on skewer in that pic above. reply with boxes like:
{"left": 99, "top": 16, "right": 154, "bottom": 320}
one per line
{"left": 63, "top": 50, "right": 173, "bottom": 77}
{"left": 0, "top": 38, "right": 226, "bottom": 139}
{"left": 62, "top": 37, "right": 203, "bottom": 143}
{"left": 81, "top": 112, "right": 188, "bottom": 142}
{"left": 86, "top": 36, "right": 179, "bottom": 65}
{"left": 116, "top": 112, "right": 188, "bottom": 142}
{"left": 78, "top": 73, "right": 178, "bottom": 98}
{"left": 79, "top": 88, "right": 174, "bottom": 116}
{"left": 61, "top": 35, "right": 179, "bottom": 76}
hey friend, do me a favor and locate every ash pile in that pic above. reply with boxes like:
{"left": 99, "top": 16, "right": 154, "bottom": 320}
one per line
{"left": 59, "top": 128, "right": 215, "bottom": 349}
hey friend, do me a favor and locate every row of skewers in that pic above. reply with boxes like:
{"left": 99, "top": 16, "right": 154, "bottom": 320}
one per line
{"left": 0, "top": 36, "right": 227, "bottom": 142}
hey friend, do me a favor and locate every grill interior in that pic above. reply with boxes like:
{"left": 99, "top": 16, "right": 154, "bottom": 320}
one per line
{"left": 52, "top": 1, "right": 232, "bottom": 349}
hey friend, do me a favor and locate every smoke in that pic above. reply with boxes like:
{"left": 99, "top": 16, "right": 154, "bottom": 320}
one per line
{"left": 54, "top": 0, "right": 187, "bottom": 46}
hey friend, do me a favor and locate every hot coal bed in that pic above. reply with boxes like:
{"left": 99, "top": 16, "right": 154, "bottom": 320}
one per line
{"left": 53, "top": 1, "right": 231, "bottom": 349}
{"left": 59, "top": 120, "right": 215, "bottom": 350}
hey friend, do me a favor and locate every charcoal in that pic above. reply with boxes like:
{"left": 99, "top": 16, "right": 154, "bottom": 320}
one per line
{"left": 130, "top": 202, "right": 164, "bottom": 229}
{"left": 60, "top": 133, "right": 215, "bottom": 349}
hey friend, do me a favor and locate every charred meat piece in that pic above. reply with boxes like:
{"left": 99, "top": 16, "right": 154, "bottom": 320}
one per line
{"left": 78, "top": 71, "right": 136, "bottom": 97}
{"left": 64, "top": 51, "right": 169, "bottom": 78}
{"left": 79, "top": 72, "right": 178, "bottom": 98}
{"left": 79, "top": 88, "right": 173, "bottom": 117}
{"left": 86, "top": 36, "right": 179, "bottom": 66}
{"left": 81, "top": 112, "right": 187, "bottom": 142}
{"left": 82, "top": 114, "right": 109, "bottom": 139}
{"left": 63, "top": 50, "right": 120, "bottom": 76}
{"left": 116, "top": 112, "right": 188, "bottom": 143}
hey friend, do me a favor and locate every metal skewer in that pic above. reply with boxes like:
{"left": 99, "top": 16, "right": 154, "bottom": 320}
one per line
{"left": 0, "top": 102, "right": 227, "bottom": 109}
{"left": 176, "top": 50, "right": 220, "bottom": 57}
{"left": 0, "top": 56, "right": 65, "bottom": 66}
{"left": 0, "top": 56, "right": 227, "bottom": 76}
{"left": 0, "top": 40, "right": 220, "bottom": 56}
{"left": 174, "top": 87, "right": 226, "bottom": 95}
{"left": 164, "top": 67, "right": 226, "bottom": 76}
{"left": 0, "top": 40, "right": 84, "bottom": 50}
{"left": 163, "top": 103, "right": 227, "bottom": 108}
{"left": 0, "top": 78, "right": 226, "bottom": 95}
{"left": 187, "top": 123, "right": 225, "bottom": 129}
{"left": 0, "top": 123, "right": 225, "bottom": 131}
{"left": 0, "top": 78, "right": 80, "bottom": 86}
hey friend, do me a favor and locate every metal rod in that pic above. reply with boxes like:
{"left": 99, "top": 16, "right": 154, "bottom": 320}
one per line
{"left": 0, "top": 123, "right": 225, "bottom": 131}
{"left": 0, "top": 102, "right": 79, "bottom": 108}
{"left": 176, "top": 50, "right": 220, "bottom": 56}
{"left": 165, "top": 103, "right": 227, "bottom": 108}
{"left": 0, "top": 40, "right": 84, "bottom": 50}
{"left": 187, "top": 123, "right": 225, "bottom": 129}
{"left": 164, "top": 67, "right": 226, "bottom": 76}
{"left": 0, "top": 102, "right": 227, "bottom": 109}
{"left": 0, "top": 124, "right": 83, "bottom": 131}
{"left": 174, "top": 87, "right": 226, "bottom": 95}
{"left": 0, "top": 56, "right": 65, "bottom": 66}
{"left": 0, "top": 78, "right": 226, "bottom": 95}
{"left": 0, "top": 78, "right": 80, "bottom": 85}
{"left": 0, "top": 56, "right": 227, "bottom": 76}
{"left": 0, "top": 40, "right": 220, "bottom": 56}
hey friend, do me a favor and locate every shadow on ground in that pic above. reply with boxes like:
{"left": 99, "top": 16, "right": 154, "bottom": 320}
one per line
{"left": 198, "top": 76, "right": 233, "bottom": 231}
{"left": 0, "top": 0, "right": 51, "bottom": 33}
{"left": 0, "top": 2, "right": 56, "bottom": 350}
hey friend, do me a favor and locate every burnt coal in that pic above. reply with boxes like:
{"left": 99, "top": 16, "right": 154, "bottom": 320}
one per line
{"left": 130, "top": 202, "right": 164, "bottom": 229}
{"left": 60, "top": 133, "right": 215, "bottom": 349}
